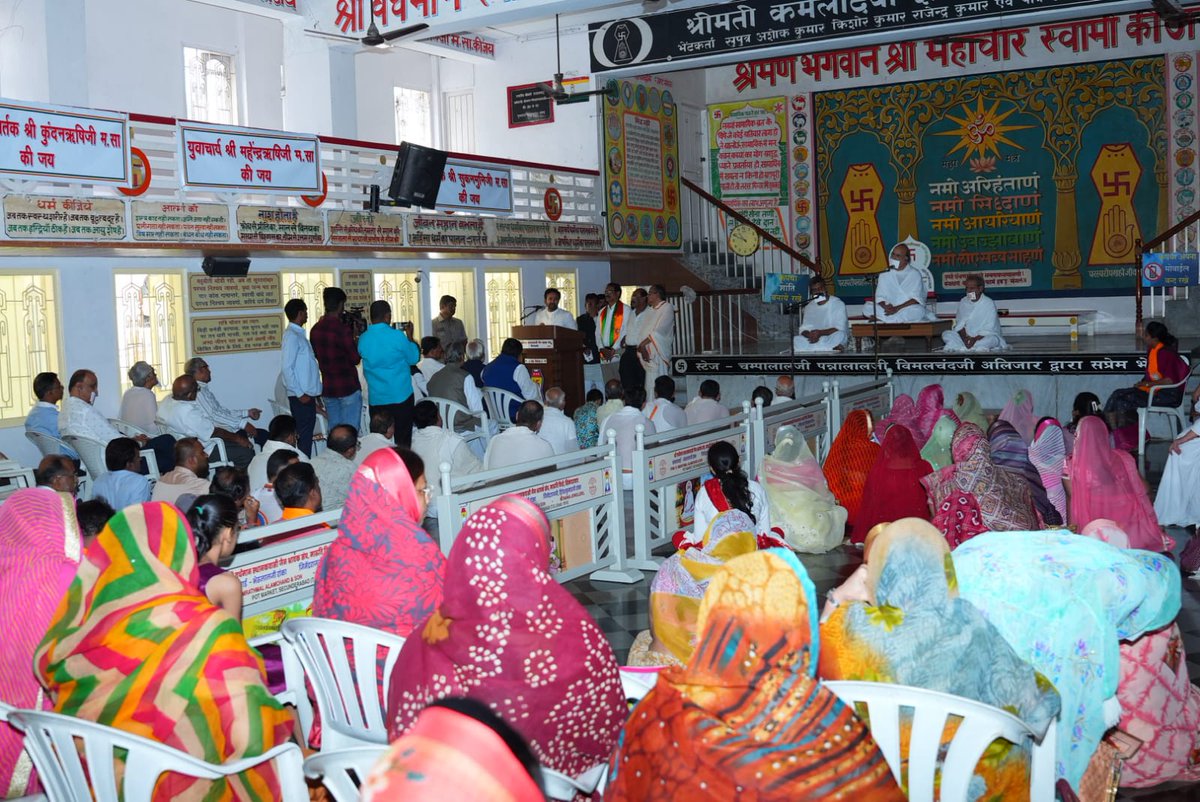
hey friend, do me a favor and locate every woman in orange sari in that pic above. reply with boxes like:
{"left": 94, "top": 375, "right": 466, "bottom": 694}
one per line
{"left": 823, "top": 410, "right": 882, "bottom": 531}
{"left": 35, "top": 502, "right": 293, "bottom": 801}
{"left": 606, "top": 549, "right": 903, "bottom": 801}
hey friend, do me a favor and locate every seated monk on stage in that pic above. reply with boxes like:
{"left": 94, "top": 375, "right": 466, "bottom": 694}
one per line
{"left": 942, "top": 273, "right": 1008, "bottom": 352}
{"left": 865, "top": 242, "right": 930, "bottom": 323}
{"left": 793, "top": 275, "right": 848, "bottom": 352}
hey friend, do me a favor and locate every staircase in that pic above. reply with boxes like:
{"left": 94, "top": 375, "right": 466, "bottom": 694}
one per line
{"left": 1138, "top": 210, "right": 1200, "bottom": 336}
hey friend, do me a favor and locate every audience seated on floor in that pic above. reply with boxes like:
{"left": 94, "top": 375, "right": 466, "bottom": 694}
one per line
{"left": 852, "top": 424, "right": 933, "bottom": 545}
{"left": 34, "top": 501, "right": 294, "bottom": 800}
{"left": 678, "top": 440, "right": 775, "bottom": 545}
{"left": 823, "top": 409, "right": 880, "bottom": 532}
{"left": 761, "top": 425, "right": 847, "bottom": 553}
{"left": 91, "top": 436, "right": 151, "bottom": 510}
{"left": 988, "top": 418, "right": 1063, "bottom": 526}
{"left": 485, "top": 400, "right": 553, "bottom": 470}
{"left": 151, "top": 437, "right": 212, "bottom": 507}
{"left": 409, "top": 401, "right": 481, "bottom": 513}
{"left": 313, "top": 447, "right": 444, "bottom": 637}
{"left": 252, "top": 448, "right": 300, "bottom": 524}
{"left": 25, "top": 371, "right": 78, "bottom": 458}
{"left": 355, "top": 408, "right": 396, "bottom": 466}
{"left": 684, "top": 379, "right": 729, "bottom": 425}
{"left": 386, "top": 495, "right": 627, "bottom": 780}
{"left": 309, "top": 423, "right": 358, "bottom": 510}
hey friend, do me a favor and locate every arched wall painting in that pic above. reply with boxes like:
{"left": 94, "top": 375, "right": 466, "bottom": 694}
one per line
{"left": 815, "top": 57, "right": 1166, "bottom": 296}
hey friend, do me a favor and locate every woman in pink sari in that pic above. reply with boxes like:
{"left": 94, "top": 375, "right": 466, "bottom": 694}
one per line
{"left": 312, "top": 447, "right": 444, "bottom": 637}
{"left": 0, "top": 488, "right": 81, "bottom": 797}
{"left": 998, "top": 388, "right": 1036, "bottom": 444}
{"left": 385, "top": 494, "right": 626, "bottom": 779}
{"left": 914, "top": 383, "right": 945, "bottom": 446}
{"left": 1069, "top": 416, "right": 1171, "bottom": 552}
{"left": 875, "top": 393, "right": 921, "bottom": 445}
{"left": 1081, "top": 520, "right": 1200, "bottom": 788}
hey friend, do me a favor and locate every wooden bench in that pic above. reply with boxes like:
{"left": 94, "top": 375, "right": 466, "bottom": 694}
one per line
{"left": 994, "top": 310, "right": 1097, "bottom": 338}
{"left": 850, "top": 319, "right": 954, "bottom": 352}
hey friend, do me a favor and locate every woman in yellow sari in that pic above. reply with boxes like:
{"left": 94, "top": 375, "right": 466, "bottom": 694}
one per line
{"left": 35, "top": 502, "right": 294, "bottom": 801}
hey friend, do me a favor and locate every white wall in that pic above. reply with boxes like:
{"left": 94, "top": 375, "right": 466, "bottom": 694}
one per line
{"left": 0, "top": 255, "right": 609, "bottom": 468}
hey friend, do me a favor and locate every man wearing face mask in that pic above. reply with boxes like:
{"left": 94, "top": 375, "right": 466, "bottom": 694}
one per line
{"left": 867, "top": 243, "right": 930, "bottom": 323}
{"left": 792, "top": 275, "right": 848, "bottom": 352}
{"left": 61, "top": 368, "right": 176, "bottom": 472}
{"left": 941, "top": 273, "right": 1008, "bottom": 352}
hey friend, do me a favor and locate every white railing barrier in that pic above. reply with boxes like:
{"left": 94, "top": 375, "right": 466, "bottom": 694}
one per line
{"left": 228, "top": 508, "right": 343, "bottom": 622}
{"left": 748, "top": 383, "right": 834, "bottom": 476}
{"left": 435, "top": 442, "right": 641, "bottom": 584}
{"left": 830, "top": 376, "right": 895, "bottom": 439}
{"left": 627, "top": 403, "right": 753, "bottom": 573}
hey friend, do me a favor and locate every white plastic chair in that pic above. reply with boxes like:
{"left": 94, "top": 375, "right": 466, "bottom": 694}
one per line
{"left": 0, "top": 701, "right": 45, "bottom": 801}
{"left": 154, "top": 420, "right": 232, "bottom": 469}
{"left": 1138, "top": 358, "right": 1198, "bottom": 455}
{"left": 824, "top": 680, "right": 1055, "bottom": 802}
{"left": 26, "top": 431, "right": 90, "bottom": 500}
{"left": 248, "top": 631, "right": 314, "bottom": 742}
{"left": 541, "top": 764, "right": 607, "bottom": 802}
{"left": 63, "top": 434, "right": 160, "bottom": 484}
{"left": 303, "top": 746, "right": 388, "bottom": 802}
{"left": 481, "top": 386, "right": 523, "bottom": 429}
{"left": 279, "top": 618, "right": 406, "bottom": 751}
{"left": 108, "top": 418, "right": 153, "bottom": 439}
{"left": 7, "top": 708, "right": 307, "bottom": 802}
{"left": 428, "top": 396, "right": 491, "bottom": 449}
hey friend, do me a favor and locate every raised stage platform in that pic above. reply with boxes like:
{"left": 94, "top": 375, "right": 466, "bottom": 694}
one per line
{"left": 672, "top": 334, "right": 1190, "bottom": 425}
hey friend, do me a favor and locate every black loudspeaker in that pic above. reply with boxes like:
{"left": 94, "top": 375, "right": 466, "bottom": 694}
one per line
{"left": 201, "top": 256, "right": 251, "bottom": 277}
{"left": 387, "top": 141, "right": 448, "bottom": 209}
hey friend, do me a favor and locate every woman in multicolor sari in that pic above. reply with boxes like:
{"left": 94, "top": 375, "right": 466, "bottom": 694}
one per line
{"left": 919, "top": 410, "right": 959, "bottom": 471}
{"left": 385, "top": 495, "right": 626, "bottom": 779}
{"left": 0, "top": 488, "right": 81, "bottom": 798}
{"left": 1080, "top": 520, "right": 1200, "bottom": 788}
{"left": 923, "top": 422, "right": 1038, "bottom": 547}
{"left": 630, "top": 509, "right": 758, "bottom": 668}
{"left": 819, "top": 519, "right": 1061, "bottom": 801}
{"left": 35, "top": 502, "right": 294, "bottom": 801}
{"left": 988, "top": 419, "right": 1062, "bottom": 526}
{"left": 1028, "top": 418, "right": 1070, "bottom": 525}
{"left": 953, "top": 530, "right": 1178, "bottom": 790}
{"left": 952, "top": 390, "right": 989, "bottom": 431}
{"left": 606, "top": 549, "right": 903, "bottom": 801}
{"left": 312, "top": 447, "right": 444, "bottom": 637}
{"left": 914, "top": 383, "right": 946, "bottom": 446}
{"left": 999, "top": 388, "right": 1037, "bottom": 444}
{"left": 823, "top": 409, "right": 882, "bottom": 529}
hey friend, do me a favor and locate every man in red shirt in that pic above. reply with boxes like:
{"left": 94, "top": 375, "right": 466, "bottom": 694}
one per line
{"left": 309, "top": 287, "right": 363, "bottom": 432}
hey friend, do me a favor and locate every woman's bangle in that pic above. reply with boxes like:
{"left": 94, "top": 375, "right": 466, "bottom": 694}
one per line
{"left": 826, "top": 591, "right": 841, "bottom": 609}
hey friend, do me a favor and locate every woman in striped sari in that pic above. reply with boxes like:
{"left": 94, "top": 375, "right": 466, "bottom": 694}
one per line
{"left": 35, "top": 502, "right": 294, "bottom": 801}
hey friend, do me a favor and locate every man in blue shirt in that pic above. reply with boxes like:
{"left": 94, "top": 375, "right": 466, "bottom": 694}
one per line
{"left": 24, "top": 371, "right": 78, "bottom": 459}
{"left": 91, "top": 437, "right": 151, "bottom": 510}
{"left": 357, "top": 300, "right": 420, "bottom": 447}
{"left": 281, "top": 299, "right": 324, "bottom": 457}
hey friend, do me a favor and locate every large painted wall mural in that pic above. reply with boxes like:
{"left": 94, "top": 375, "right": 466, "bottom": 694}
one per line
{"left": 814, "top": 57, "right": 1166, "bottom": 296}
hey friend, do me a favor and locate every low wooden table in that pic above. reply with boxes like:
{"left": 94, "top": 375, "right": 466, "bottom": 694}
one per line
{"left": 850, "top": 319, "right": 954, "bottom": 352}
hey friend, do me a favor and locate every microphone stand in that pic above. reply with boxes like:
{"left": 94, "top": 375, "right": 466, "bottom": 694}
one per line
{"left": 870, "top": 273, "right": 882, "bottom": 381}
{"left": 520, "top": 305, "right": 544, "bottom": 322}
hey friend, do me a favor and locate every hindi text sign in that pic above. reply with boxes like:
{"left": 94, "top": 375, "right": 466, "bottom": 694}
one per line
{"left": 508, "top": 83, "right": 555, "bottom": 128}
{"left": 762, "top": 272, "right": 810, "bottom": 304}
{"left": 179, "top": 121, "right": 321, "bottom": 193}
{"left": 191, "top": 314, "right": 284, "bottom": 355}
{"left": 132, "top": 201, "right": 230, "bottom": 242}
{"left": 0, "top": 99, "right": 130, "bottom": 183}
{"left": 236, "top": 205, "right": 324, "bottom": 244}
{"left": 341, "top": 270, "right": 374, "bottom": 309}
{"left": 437, "top": 160, "right": 513, "bottom": 213}
{"left": 1142, "top": 252, "right": 1200, "bottom": 287}
{"left": 3, "top": 196, "right": 125, "bottom": 240}
{"left": 328, "top": 210, "right": 404, "bottom": 246}
{"left": 188, "top": 274, "right": 282, "bottom": 312}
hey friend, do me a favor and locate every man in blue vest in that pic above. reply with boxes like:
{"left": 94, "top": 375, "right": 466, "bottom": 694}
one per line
{"left": 481, "top": 338, "right": 541, "bottom": 422}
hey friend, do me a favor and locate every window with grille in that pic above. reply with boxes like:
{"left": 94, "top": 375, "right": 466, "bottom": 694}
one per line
{"left": 373, "top": 272, "right": 423, "bottom": 338}
{"left": 0, "top": 272, "right": 61, "bottom": 424}
{"left": 280, "top": 270, "right": 336, "bottom": 318}
{"left": 184, "top": 47, "right": 238, "bottom": 125}
{"left": 395, "top": 87, "right": 433, "bottom": 147}
{"left": 484, "top": 270, "right": 522, "bottom": 359}
{"left": 114, "top": 272, "right": 187, "bottom": 397}
{"left": 545, "top": 270, "right": 578, "bottom": 316}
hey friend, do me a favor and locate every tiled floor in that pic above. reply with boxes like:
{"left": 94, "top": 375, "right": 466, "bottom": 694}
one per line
{"left": 565, "top": 438, "right": 1200, "bottom": 798}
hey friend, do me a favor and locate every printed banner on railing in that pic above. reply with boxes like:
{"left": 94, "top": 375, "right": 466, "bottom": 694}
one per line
{"left": 3, "top": 196, "right": 125, "bottom": 240}
{"left": 436, "top": 160, "right": 513, "bottom": 213}
{"left": 603, "top": 75, "right": 682, "bottom": 250}
{"left": 0, "top": 99, "right": 130, "bottom": 183}
{"left": 709, "top": 96, "right": 789, "bottom": 246}
{"left": 132, "top": 201, "right": 231, "bottom": 242}
{"left": 178, "top": 121, "right": 322, "bottom": 193}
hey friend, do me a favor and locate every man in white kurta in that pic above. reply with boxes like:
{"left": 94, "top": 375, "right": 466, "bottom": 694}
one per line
{"left": 604, "top": 387, "right": 657, "bottom": 489}
{"left": 793, "top": 276, "right": 849, "bottom": 352}
{"left": 531, "top": 288, "right": 578, "bottom": 329}
{"left": 941, "top": 274, "right": 1009, "bottom": 352}
{"left": 868, "top": 243, "right": 929, "bottom": 323}
{"left": 636, "top": 284, "right": 675, "bottom": 398}
{"left": 484, "top": 401, "right": 555, "bottom": 470}
{"left": 645, "top": 376, "right": 687, "bottom": 432}
{"left": 411, "top": 401, "right": 483, "bottom": 518}
{"left": 685, "top": 380, "right": 730, "bottom": 426}
{"left": 538, "top": 387, "right": 581, "bottom": 455}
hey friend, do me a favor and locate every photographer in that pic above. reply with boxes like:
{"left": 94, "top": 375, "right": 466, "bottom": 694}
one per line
{"left": 310, "top": 287, "right": 364, "bottom": 431}
{"left": 357, "top": 300, "right": 421, "bottom": 448}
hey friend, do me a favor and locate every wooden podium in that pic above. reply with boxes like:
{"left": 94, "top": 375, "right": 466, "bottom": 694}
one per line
{"left": 513, "top": 325, "right": 585, "bottom": 415}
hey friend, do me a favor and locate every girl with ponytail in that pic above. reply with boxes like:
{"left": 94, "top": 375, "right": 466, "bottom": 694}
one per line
{"left": 674, "top": 441, "right": 782, "bottom": 549}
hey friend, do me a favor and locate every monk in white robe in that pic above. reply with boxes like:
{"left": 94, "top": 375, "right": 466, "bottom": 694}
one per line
{"left": 941, "top": 273, "right": 1008, "bottom": 352}
{"left": 866, "top": 242, "right": 929, "bottom": 323}
{"left": 793, "top": 275, "right": 848, "bottom": 352}
{"left": 637, "top": 284, "right": 675, "bottom": 397}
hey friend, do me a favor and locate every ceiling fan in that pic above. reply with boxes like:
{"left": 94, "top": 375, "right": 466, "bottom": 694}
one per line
{"left": 304, "top": 20, "right": 430, "bottom": 48}
{"left": 535, "top": 16, "right": 618, "bottom": 105}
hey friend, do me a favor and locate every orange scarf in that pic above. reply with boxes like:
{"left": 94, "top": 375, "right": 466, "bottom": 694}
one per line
{"left": 1138, "top": 342, "right": 1163, "bottom": 391}
{"left": 600, "top": 302, "right": 624, "bottom": 347}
